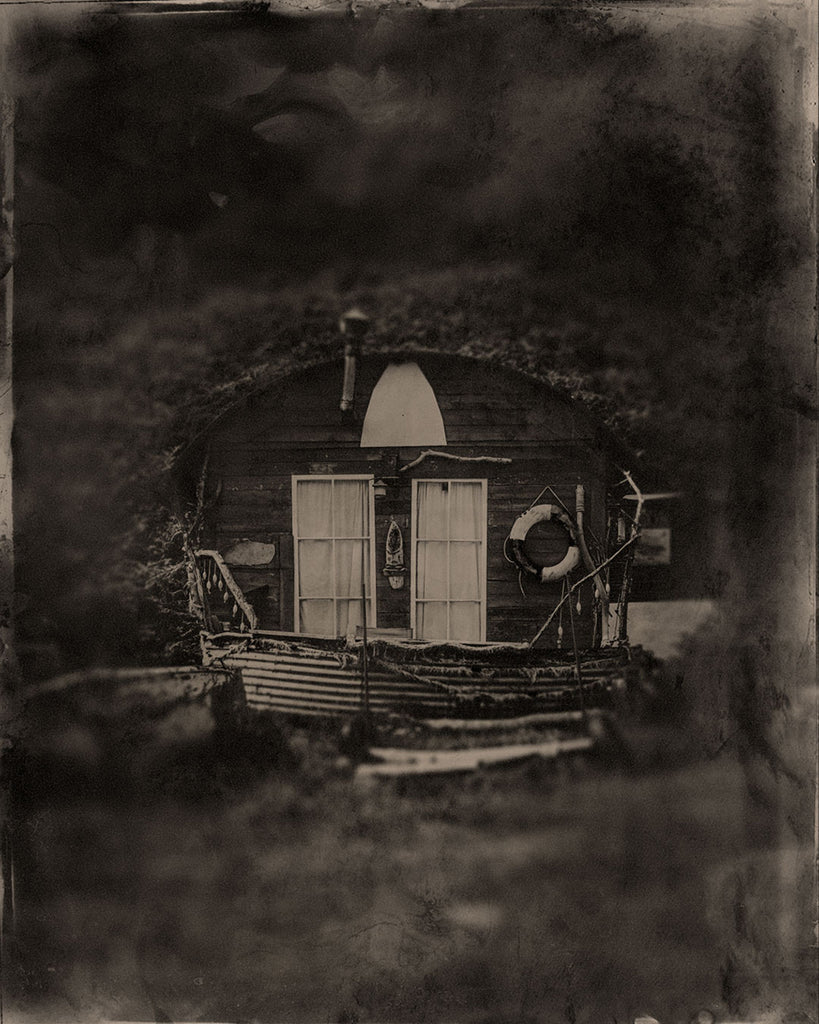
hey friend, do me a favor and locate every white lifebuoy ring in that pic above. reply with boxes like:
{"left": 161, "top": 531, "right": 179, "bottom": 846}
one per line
{"left": 508, "top": 504, "right": 581, "bottom": 583}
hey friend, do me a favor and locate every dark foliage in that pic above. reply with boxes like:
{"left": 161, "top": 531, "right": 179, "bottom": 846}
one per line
{"left": 8, "top": 7, "right": 810, "bottom": 670}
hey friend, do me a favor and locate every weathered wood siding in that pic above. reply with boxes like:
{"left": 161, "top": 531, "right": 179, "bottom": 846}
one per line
{"left": 201, "top": 355, "right": 611, "bottom": 649}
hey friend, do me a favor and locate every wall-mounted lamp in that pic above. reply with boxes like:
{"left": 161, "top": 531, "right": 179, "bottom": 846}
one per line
{"left": 373, "top": 477, "right": 399, "bottom": 499}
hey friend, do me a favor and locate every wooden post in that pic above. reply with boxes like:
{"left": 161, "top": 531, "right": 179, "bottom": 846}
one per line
{"left": 359, "top": 551, "right": 370, "bottom": 720}
{"left": 566, "top": 581, "right": 585, "bottom": 717}
{"left": 617, "top": 470, "right": 644, "bottom": 644}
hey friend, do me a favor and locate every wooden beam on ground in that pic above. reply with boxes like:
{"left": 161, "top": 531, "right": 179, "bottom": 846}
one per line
{"left": 420, "top": 709, "right": 597, "bottom": 730}
{"left": 357, "top": 736, "right": 594, "bottom": 777}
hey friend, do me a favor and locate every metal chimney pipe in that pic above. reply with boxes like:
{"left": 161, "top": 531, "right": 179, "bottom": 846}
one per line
{"left": 339, "top": 307, "right": 369, "bottom": 413}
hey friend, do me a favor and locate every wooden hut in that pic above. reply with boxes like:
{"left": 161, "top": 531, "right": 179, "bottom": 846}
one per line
{"left": 178, "top": 319, "right": 644, "bottom": 720}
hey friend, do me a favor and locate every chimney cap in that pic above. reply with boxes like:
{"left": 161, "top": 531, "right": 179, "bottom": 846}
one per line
{"left": 339, "top": 307, "right": 370, "bottom": 335}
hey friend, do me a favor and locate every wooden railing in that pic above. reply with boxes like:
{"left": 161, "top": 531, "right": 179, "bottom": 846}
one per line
{"left": 194, "top": 550, "right": 258, "bottom": 634}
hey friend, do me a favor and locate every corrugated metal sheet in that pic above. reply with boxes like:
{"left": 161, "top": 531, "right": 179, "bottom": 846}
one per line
{"left": 202, "top": 633, "right": 627, "bottom": 718}
{"left": 233, "top": 650, "right": 448, "bottom": 714}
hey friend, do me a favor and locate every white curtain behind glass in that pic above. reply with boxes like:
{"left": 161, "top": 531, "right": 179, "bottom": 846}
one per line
{"left": 295, "top": 477, "right": 372, "bottom": 636}
{"left": 415, "top": 480, "right": 484, "bottom": 641}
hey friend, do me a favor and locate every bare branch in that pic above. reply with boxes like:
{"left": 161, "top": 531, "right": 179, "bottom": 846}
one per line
{"left": 399, "top": 449, "right": 512, "bottom": 473}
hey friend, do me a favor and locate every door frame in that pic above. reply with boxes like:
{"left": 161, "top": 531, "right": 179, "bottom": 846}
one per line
{"left": 410, "top": 477, "right": 488, "bottom": 642}
{"left": 291, "top": 474, "right": 377, "bottom": 637}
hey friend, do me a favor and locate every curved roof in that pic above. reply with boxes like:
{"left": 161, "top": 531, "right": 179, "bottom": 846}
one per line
{"left": 172, "top": 345, "right": 636, "bottom": 474}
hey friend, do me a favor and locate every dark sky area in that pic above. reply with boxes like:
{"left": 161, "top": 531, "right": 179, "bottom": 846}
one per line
{"left": 6, "top": 3, "right": 814, "bottom": 667}
{"left": 11, "top": 5, "right": 788, "bottom": 293}
{"left": 17, "top": 9, "right": 635, "bottom": 274}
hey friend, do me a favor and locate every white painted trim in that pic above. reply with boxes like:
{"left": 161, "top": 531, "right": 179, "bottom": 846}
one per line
{"left": 291, "top": 474, "right": 376, "bottom": 637}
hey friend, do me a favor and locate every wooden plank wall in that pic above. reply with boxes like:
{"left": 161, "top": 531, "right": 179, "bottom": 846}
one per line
{"left": 202, "top": 355, "right": 611, "bottom": 649}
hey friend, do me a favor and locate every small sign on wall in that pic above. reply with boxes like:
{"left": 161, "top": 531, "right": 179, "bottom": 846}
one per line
{"left": 634, "top": 528, "right": 671, "bottom": 566}
{"left": 224, "top": 540, "right": 278, "bottom": 567}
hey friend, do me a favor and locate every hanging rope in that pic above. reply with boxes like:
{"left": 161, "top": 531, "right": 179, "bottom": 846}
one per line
{"left": 502, "top": 535, "right": 517, "bottom": 565}
{"left": 525, "top": 483, "right": 552, "bottom": 512}
{"left": 544, "top": 485, "right": 573, "bottom": 519}
{"left": 557, "top": 578, "right": 565, "bottom": 649}
{"left": 528, "top": 532, "right": 641, "bottom": 647}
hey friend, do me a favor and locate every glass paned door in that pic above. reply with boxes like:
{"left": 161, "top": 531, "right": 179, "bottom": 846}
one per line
{"left": 412, "top": 480, "right": 486, "bottom": 641}
{"left": 292, "top": 476, "right": 375, "bottom": 636}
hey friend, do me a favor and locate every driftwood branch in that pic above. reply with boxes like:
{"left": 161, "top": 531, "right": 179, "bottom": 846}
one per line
{"left": 619, "top": 468, "right": 645, "bottom": 526}
{"left": 615, "top": 467, "right": 644, "bottom": 642}
{"left": 398, "top": 449, "right": 513, "bottom": 473}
